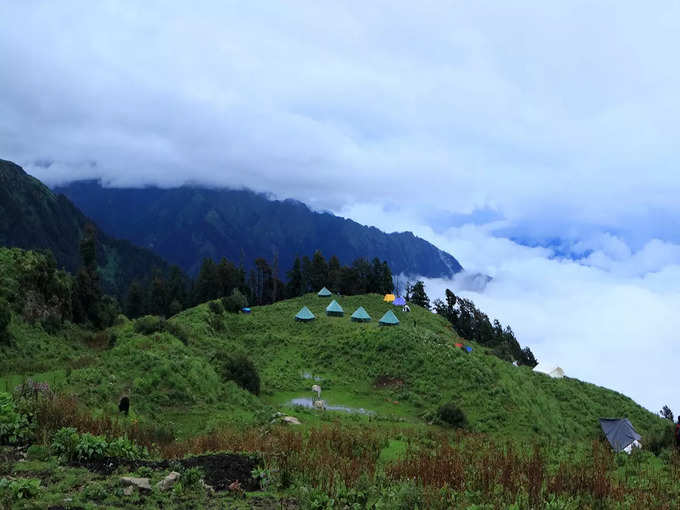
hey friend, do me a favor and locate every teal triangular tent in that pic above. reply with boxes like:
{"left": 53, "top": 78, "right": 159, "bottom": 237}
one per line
{"left": 326, "top": 299, "right": 344, "bottom": 317}
{"left": 317, "top": 287, "right": 332, "bottom": 297}
{"left": 295, "top": 306, "right": 316, "bottom": 322}
{"left": 350, "top": 306, "right": 371, "bottom": 322}
{"left": 379, "top": 310, "right": 400, "bottom": 326}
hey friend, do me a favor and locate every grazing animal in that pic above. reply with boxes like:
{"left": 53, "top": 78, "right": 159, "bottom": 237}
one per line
{"left": 311, "top": 384, "right": 322, "bottom": 398}
{"left": 118, "top": 396, "right": 130, "bottom": 416}
{"left": 313, "top": 399, "right": 326, "bottom": 411}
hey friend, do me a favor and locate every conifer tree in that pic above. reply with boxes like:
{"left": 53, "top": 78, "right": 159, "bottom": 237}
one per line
{"left": 410, "top": 281, "right": 430, "bottom": 309}
{"left": 286, "top": 257, "right": 303, "bottom": 297}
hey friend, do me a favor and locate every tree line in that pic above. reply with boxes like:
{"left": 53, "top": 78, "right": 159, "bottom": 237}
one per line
{"left": 434, "top": 289, "right": 538, "bottom": 367}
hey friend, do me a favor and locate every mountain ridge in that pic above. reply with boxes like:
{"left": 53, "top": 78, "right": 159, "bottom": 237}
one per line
{"left": 55, "top": 180, "right": 464, "bottom": 279}
{"left": 0, "top": 159, "right": 177, "bottom": 297}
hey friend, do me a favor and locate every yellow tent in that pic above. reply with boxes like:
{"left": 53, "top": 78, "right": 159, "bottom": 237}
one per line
{"left": 383, "top": 294, "right": 395, "bottom": 302}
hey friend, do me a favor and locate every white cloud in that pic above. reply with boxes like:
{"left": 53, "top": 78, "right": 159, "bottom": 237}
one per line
{"left": 418, "top": 232, "right": 680, "bottom": 415}
{"left": 2, "top": 2, "right": 680, "bottom": 244}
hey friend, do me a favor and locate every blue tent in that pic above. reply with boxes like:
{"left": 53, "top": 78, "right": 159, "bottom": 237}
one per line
{"left": 393, "top": 297, "right": 406, "bottom": 306}
{"left": 464, "top": 346, "right": 472, "bottom": 353}
{"left": 241, "top": 307, "right": 251, "bottom": 314}
{"left": 599, "top": 418, "right": 641, "bottom": 452}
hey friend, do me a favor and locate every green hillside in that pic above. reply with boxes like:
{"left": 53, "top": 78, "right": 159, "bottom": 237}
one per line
{"left": 2, "top": 248, "right": 677, "bottom": 509}
{"left": 1, "top": 259, "right": 662, "bottom": 442}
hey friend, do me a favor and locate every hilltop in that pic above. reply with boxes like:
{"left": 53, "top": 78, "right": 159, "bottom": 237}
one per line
{"left": 0, "top": 249, "right": 661, "bottom": 441}
{"left": 0, "top": 159, "right": 180, "bottom": 297}
{"left": 54, "top": 180, "right": 464, "bottom": 277}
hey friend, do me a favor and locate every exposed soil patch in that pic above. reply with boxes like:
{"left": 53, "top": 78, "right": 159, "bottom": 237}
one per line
{"left": 71, "top": 452, "right": 261, "bottom": 491}
{"left": 374, "top": 375, "right": 405, "bottom": 389}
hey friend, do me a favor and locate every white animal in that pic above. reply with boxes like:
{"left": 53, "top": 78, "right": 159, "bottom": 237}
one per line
{"left": 313, "top": 399, "right": 326, "bottom": 411}
{"left": 311, "top": 384, "right": 322, "bottom": 398}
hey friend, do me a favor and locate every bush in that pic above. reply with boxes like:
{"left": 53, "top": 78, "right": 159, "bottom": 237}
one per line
{"left": 0, "top": 477, "right": 40, "bottom": 506}
{"left": 0, "top": 299, "right": 10, "bottom": 339}
{"left": 163, "top": 321, "right": 190, "bottom": 346}
{"left": 208, "top": 300, "right": 224, "bottom": 315}
{"left": 51, "top": 427, "right": 148, "bottom": 462}
{"left": 0, "top": 392, "right": 32, "bottom": 445}
{"left": 437, "top": 402, "right": 467, "bottom": 429}
{"left": 134, "top": 315, "right": 164, "bottom": 335}
{"left": 218, "top": 354, "right": 261, "bottom": 395}
{"left": 221, "top": 289, "right": 248, "bottom": 314}
{"left": 168, "top": 299, "right": 183, "bottom": 317}
{"left": 51, "top": 427, "right": 80, "bottom": 460}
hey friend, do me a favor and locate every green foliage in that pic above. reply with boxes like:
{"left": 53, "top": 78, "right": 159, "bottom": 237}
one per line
{"left": 216, "top": 354, "right": 261, "bottom": 396}
{"left": 0, "top": 477, "right": 40, "bottom": 505}
{"left": 133, "top": 314, "right": 164, "bottom": 334}
{"left": 0, "top": 298, "right": 10, "bottom": 338}
{"left": 50, "top": 427, "right": 80, "bottom": 460}
{"left": 221, "top": 289, "right": 248, "bottom": 313}
{"left": 408, "top": 281, "right": 430, "bottom": 309}
{"left": 0, "top": 392, "right": 32, "bottom": 445}
{"left": 208, "top": 300, "right": 224, "bottom": 315}
{"left": 51, "top": 427, "right": 148, "bottom": 462}
{"left": 437, "top": 402, "right": 468, "bottom": 428}
{"left": 74, "top": 432, "right": 108, "bottom": 461}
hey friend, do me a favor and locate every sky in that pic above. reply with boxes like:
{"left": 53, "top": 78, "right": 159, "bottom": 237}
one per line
{"left": 1, "top": 2, "right": 680, "bottom": 414}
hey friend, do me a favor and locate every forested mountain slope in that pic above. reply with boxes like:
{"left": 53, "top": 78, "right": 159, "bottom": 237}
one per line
{"left": 55, "top": 180, "right": 464, "bottom": 277}
{"left": 0, "top": 159, "right": 176, "bottom": 297}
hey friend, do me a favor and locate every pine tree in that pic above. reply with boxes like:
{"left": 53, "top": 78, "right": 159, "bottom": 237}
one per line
{"left": 381, "top": 261, "right": 393, "bottom": 294}
{"left": 194, "top": 258, "right": 219, "bottom": 304}
{"left": 286, "top": 257, "right": 303, "bottom": 297}
{"left": 328, "top": 255, "right": 341, "bottom": 291}
{"left": 310, "top": 250, "right": 328, "bottom": 290}
{"left": 125, "top": 280, "right": 146, "bottom": 318}
{"left": 72, "top": 224, "right": 104, "bottom": 326}
{"left": 410, "top": 281, "right": 430, "bottom": 309}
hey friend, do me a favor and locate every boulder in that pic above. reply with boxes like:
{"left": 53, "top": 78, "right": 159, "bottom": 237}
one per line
{"left": 120, "top": 476, "right": 151, "bottom": 492}
{"left": 282, "top": 416, "right": 301, "bottom": 425}
{"left": 156, "top": 471, "right": 181, "bottom": 491}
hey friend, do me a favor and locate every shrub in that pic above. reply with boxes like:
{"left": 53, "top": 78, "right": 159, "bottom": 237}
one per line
{"left": 218, "top": 354, "right": 261, "bottom": 395}
{"left": 134, "top": 315, "right": 164, "bottom": 335}
{"left": 51, "top": 427, "right": 80, "bottom": 460}
{"left": 75, "top": 432, "right": 108, "bottom": 461}
{"left": 208, "top": 300, "right": 224, "bottom": 315}
{"left": 0, "top": 392, "right": 32, "bottom": 445}
{"left": 108, "top": 436, "right": 148, "bottom": 460}
{"left": 221, "top": 289, "right": 248, "bottom": 314}
{"left": 163, "top": 321, "right": 190, "bottom": 346}
{"left": 0, "top": 477, "right": 40, "bottom": 506}
{"left": 0, "top": 298, "right": 10, "bottom": 339}
{"left": 51, "top": 427, "right": 148, "bottom": 462}
{"left": 437, "top": 402, "right": 467, "bottom": 429}
{"left": 168, "top": 299, "right": 183, "bottom": 317}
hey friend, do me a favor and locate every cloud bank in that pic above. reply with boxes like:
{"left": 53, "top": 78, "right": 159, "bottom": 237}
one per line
{"left": 2, "top": 2, "right": 680, "bottom": 414}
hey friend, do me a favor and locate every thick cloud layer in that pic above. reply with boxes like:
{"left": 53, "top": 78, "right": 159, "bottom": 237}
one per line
{"left": 2, "top": 2, "right": 679, "bottom": 413}
{"left": 2, "top": 2, "right": 680, "bottom": 243}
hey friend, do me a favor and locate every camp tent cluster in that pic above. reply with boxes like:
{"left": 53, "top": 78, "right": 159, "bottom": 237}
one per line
{"left": 295, "top": 288, "right": 401, "bottom": 326}
{"left": 453, "top": 343, "right": 473, "bottom": 353}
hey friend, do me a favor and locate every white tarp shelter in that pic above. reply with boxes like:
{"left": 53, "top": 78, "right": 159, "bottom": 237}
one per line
{"left": 533, "top": 364, "right": 565, "bottom": 378}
